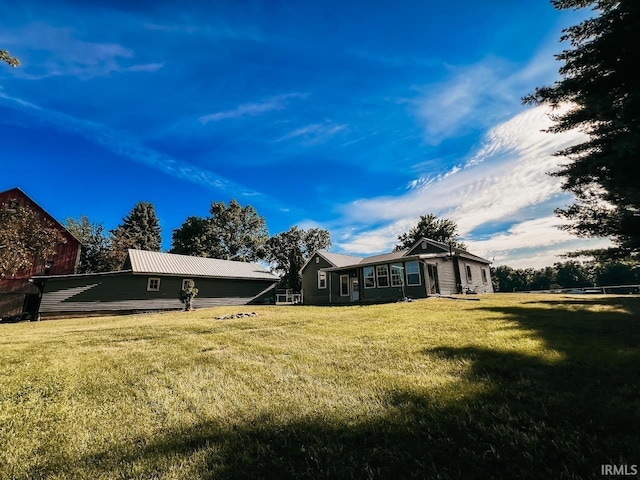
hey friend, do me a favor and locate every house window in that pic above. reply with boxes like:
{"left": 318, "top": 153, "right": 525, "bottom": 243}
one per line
{"left": 318, "top": 271, "right": 327, "bottom": 289}
{"left": 466, "top": 265, "right": 473, "bottom": 282}
{"left": 340, "top": 275, "right": 349, "bottom": 296}
{"left": 147, "top": 277, "right": 161, "bottom": 291}
{"left": 182, "top": 279, "right": 194, "bottom": 290}
{"left": 481, "top": 269, "right": 488, "bottom": 284}
{"left": 363, "top": 266, "right": 375, "bottom": 288}
{"left": 376, "top": 265, "right": 389, "bottom": 287}
{"left": 406, "top": 261, "right": 421, "bottom": 286}
{"left": 391, "top": 263, "right": 404, "bottom": 287}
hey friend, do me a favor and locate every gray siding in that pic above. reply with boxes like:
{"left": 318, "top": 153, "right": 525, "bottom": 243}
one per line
{"left": 423, "top": 259, "right": 458, "bottom": 296}
{"left": 39, "top": 272, "right": 276, "bottom": 315}
{"left": 301, "top": 253, "right": 334, "bottom": 305}
{"left": 459, "top": 261, "right": 494, "bottom": 293}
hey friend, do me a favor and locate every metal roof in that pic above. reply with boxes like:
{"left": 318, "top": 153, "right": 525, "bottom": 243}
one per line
{"left": 126, "top": 249, "right": 280, "bottom": 281}
{"left": 356, "top": 250, "right": 407, "bottom": 266}
{"left": 320, "top": 251, "right": 363, "bottom": 267}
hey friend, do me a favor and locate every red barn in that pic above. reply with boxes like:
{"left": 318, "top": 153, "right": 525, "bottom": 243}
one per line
{"left": 0, "top": 187, "right": 81, "bottom": 319}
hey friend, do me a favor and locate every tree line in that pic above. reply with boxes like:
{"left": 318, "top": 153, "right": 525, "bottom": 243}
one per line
{"left": 63, "top": 199, "right": 331, "bottom": 292}
{"left": 491, "top": 261, "right": 640, "bottom": 293}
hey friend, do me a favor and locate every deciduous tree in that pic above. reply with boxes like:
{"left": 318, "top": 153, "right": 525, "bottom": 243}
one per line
{"left": 395, "top": 214, "right": 466, "bottom": 251}
{"left": 266, "top": 226, "right": 332, "bottom": 291}
{"left": 0, "top": 202, "right": 65, "bottom": 278}
{"left": 171, "top": 216, "right": 218, "bottom": 257}
{"left": 209, "top": 200, "right": 268, "bottom": 261}
{"left": 523, "top": 0, "right": 640, "bottom": 257}
{"left": 171, "top": 200, "right": 268, "bottom": 262}
{"left": 0, "top": 50, "right": 20, "bottom": 67}
{"left": 65, "top": 216, "right": 116, "bottom": 273}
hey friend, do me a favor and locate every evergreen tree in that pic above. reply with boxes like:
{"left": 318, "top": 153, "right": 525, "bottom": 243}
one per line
{"left": 395, "top": 214, "right": 466, "bottom": 251}
{"left": 523, "top": 0, "right": 640, "bottom": 257}
{"left": 110, "top": 202, "right": 162, "bottom": 266}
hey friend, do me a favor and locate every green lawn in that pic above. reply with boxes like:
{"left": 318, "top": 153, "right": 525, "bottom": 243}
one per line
{"left": 1, "top": 294, "right": 639, "bottom": 479}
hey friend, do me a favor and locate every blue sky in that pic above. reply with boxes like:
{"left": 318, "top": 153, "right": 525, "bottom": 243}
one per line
{"left": 0, "top": 1, "right": 610, "bottom": 268}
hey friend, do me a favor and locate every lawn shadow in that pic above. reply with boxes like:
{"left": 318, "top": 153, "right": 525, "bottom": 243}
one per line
{"left": 25, "top": 296, "right": 640, "bottom": 480}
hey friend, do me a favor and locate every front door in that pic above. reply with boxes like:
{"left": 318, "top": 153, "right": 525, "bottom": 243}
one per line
{"left": 426, "top": 264, "right": 440, "bottom": 294}
{"left": 350, "top": 278, "right": 360, "bottom": 302}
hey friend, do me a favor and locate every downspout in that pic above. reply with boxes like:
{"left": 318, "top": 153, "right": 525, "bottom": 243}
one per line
{"left": 328, "top": 271, "right": 332, "bottom": 305}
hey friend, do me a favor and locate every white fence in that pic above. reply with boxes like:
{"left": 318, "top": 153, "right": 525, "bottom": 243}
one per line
{"left": 275, "top": 289, "right": 302, "bottom": 304}
{"left": 520, "top": 284, "right": 640, "bottom": 294}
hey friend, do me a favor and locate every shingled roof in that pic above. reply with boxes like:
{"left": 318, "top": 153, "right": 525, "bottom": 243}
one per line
{"left": 125, "top": 249, "right": 280, "bottom": 281}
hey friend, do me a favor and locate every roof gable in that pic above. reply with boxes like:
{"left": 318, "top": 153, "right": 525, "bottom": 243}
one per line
{"left": 405, "top": 238, "right": 450, "bottom": 256}
{"left": 0, "top": 187, "right": 81, "bottom": 246}
{"left": 320, "top": 237, "right": 492, "bottom": 272}
{"left": 126, "top": 249, "right": 280, "bottom": 281}
{"left": 405, "top": 237, "right": 491, "bottom": 264}
{"left": 300, "top": 250, "right": 363, "bottom": 273}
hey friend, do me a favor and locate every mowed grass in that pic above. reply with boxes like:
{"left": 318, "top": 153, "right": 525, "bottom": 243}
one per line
{"left": 1, "top": 294, "right": 639, "bottom": 479}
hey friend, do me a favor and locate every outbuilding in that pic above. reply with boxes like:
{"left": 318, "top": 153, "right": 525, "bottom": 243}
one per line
{"left": 33, "top": 249, "right": 279, "bottom": 316}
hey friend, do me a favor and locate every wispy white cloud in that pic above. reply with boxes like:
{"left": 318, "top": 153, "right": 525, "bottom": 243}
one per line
{"left": 329, "top": 104, "right": 596, "bottom": 267}
{"left": 1, "top": 24, "right": 163, "bottom": 79}
{"left": 199, "top": 93, "right": 306, "bottom": 124}
{"left": 0, "top": 89, "right": 266, "bottom": 198}
{"left": 411, "top": 39, "right": 562, "bottom": 145}
{"left": 345, "top": 48, "right": 441, "bottom": 68}
{"left": 125, "top": 62, "right": 165, "bottom": 73}
{"left": 142, "top": 22, "right": 263, "bottom": 42}
{"left": 275, "top": 122, "right": 348, "bottom": 146}
{"left": 465, "top": 215, "right": 611, "bottom": 268}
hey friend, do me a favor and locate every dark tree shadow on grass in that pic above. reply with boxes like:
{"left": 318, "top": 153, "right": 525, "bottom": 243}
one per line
{"left": 26, "top": 297, "right": 640, "bottom": 480}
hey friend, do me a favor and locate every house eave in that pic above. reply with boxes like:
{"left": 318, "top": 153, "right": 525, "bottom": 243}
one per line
{"left": 131, "top": 272, "right": 280, "bottom": 282}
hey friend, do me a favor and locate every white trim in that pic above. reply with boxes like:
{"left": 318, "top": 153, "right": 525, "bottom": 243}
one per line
{"left": 390, "top": 263, "right": 404, "bottom": 287}
{"left": 465, "top": 264, "right": 473, "bottom": 283}
{"left": 182, "top": 278, "right": 194, "bottom": 290}
{"left": 340, "top": 274, "right": 349, "bottom": 296}
{"left": 318, "top": 270, "right": 327, "bottom": 289}
{"left": 376, "top": 264, "right": 389, "bottom": 288}
{"left": 405, "top": 261, "right": 421, "bottom": 286}
{"left": 318, "top": 270, "right": 327, "bottom": 290}
{"left": 147, "top": 277, "right": 161, "bottom": 291}
{"left": 363, "top": 266, "right": 376, "bottom": 289}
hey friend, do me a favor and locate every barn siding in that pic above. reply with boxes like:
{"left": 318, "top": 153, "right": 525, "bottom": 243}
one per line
{"left": 0, "top": 188, "right": 81, "bottom": 279}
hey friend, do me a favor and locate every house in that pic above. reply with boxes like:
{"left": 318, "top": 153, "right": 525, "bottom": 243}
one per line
{"left": 300, "top": 238, "right": 493, "bottom": 305}
{"left": 0, "top": 187, "right": 81, "bottom": 319}
{"left": 32, "top": 249, "right": 280, "bottom": 316}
